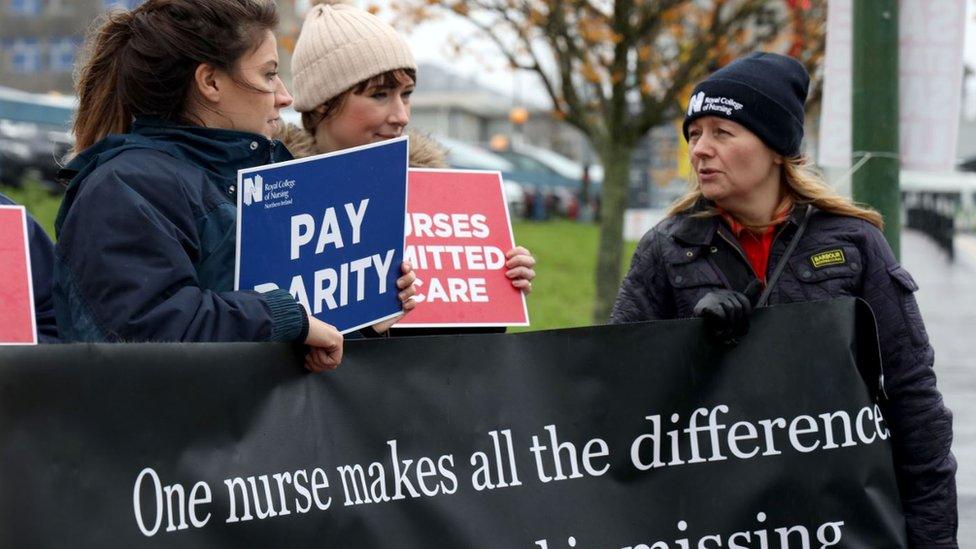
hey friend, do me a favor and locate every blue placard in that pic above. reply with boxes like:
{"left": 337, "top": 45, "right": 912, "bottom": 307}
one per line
{"left": 235, "top": 137, "right": 408, "bottom": 334}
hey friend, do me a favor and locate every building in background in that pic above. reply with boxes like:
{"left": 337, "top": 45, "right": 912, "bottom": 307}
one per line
{"left": 409, "top": 62, "right": 688, "bottom": 209}
{"left": 409, "top": 63, "right": 585, "bottom": 160}
{"left": 0, "top": 0, "right": 302, "bottom": 95}
{"left": 0, "top": 1, "right": 690, "bottom": 209}
{"left": 0, "top": 0, "right": 105, "bottom": 95}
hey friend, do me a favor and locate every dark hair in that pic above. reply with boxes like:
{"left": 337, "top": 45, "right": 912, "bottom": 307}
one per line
{"left": 73, "top": 0, "right": 278, "bottom": 152}
{"left": 301, "top": 68, "right": 416, "bottom": 133}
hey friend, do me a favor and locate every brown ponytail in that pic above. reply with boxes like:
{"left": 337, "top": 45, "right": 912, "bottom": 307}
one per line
{"left": 71, "top": 0, "right": 279, "bottom": 154}
{"left": 73, "top": 11, "right": 134, "bottom": 152}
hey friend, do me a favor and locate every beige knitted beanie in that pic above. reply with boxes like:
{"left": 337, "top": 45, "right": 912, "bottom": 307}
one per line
{"left": 291, "top": 0, "right": 417, "bottom": 112}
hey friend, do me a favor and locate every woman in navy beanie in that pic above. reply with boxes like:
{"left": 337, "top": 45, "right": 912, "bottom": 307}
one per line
{"left": 612, "top": 52, "right": 957, "bottom": 547}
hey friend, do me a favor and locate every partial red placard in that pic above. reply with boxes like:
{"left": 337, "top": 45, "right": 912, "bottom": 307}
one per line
{"left": 396, "top": 169, "right": 529, "bottom": 327}
{"left": 0, "top": 206, "right": 37, "bottom": 345}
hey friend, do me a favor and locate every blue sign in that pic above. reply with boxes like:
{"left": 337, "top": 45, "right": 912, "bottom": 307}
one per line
{"left": 236, "top": 137, "right": 408, "bottom": 334}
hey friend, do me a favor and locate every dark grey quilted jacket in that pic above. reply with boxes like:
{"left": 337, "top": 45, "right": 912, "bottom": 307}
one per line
{"left": 611, "top": 204, "right": 957, "bottom": 548}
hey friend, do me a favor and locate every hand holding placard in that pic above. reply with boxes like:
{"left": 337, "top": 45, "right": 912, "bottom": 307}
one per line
{"left": 368, "top": 262, "right": 418, "bottom": 335}
{"left": 303, "top": 317, "right": 343, "bottom": 372}
{"left": 505, "top": 246, "right": 536, "bottom": 294}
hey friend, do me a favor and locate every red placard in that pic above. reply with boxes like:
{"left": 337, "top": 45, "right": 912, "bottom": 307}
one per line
{"left": 0, "top": 206, "right": 37, "bottom": 345}
{"left": 395, "top": 169, "right": 529, "bottom": 327}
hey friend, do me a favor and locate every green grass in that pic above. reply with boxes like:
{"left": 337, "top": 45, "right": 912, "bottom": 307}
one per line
{"left": 0, "top": 181, "right": 60, "bottom": 238}
{"left": 0, "top": 186, "right": 637, "bottom": 332}
{"left": 511, "top": 220, "right": 637, "bottom": 331}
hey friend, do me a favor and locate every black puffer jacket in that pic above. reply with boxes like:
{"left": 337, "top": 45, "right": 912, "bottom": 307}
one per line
{"left": 612, "top": 203, "right": 957, "bottom": 548}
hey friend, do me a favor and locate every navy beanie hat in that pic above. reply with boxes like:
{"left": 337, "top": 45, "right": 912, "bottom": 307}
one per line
{"left": 682, "top": 52, "right": 809, "bottom": 157}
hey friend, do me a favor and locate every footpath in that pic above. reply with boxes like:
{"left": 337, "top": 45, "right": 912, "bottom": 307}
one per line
{"left": 902, "top": 230, "right": 976, "bottom": 545}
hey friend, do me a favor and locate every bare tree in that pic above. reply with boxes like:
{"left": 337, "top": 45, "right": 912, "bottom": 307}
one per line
{"left": 396, "top": 0, "right": 824, "bottom": 322}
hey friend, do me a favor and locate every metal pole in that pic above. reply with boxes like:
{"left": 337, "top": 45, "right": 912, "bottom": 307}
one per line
{"left": 852, "top": 0, "right": 900, "bottom": 258}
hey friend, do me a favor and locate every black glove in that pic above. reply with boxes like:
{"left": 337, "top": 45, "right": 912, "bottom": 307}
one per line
{"left": 693, "top": 281, "right": 761, "bottom": 345}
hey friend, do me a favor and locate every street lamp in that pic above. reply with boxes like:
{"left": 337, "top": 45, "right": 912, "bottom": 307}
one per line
{"left": 509, "top": 106, "right": 529, "bottom": 145}
{"left": 489, "top": 134, "right": 510, "bottom": 152}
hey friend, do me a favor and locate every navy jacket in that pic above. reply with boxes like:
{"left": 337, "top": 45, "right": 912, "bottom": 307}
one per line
{"left": 612, "top": 204, "right": 957, "bottom": 548}
{"left": 0, "top": 193, "right": 58, "bottom": 342}
{"left": 54, "top": 119, "right": 306, "bottom": 343}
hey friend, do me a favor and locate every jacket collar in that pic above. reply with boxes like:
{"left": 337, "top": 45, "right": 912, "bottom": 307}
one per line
{"left": 132, "top": 118, "right": 291, "bottom": 180}
{"left": 669, "top": 198, "right": 811, "bottom": 246}
{"left": 669, "top": 199, "right": 718, "bottom": 246}
{"left": 56, "top": 119, "right": 293, "bottom": 236}
{"left": 717, "top": 195, "right": 795, "bottom": 237}
{"left": 60, "top": 118, "right": 292, "bottom": 185}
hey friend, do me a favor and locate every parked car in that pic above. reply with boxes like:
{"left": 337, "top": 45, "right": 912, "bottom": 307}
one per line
{"left": 0, "top": 134, "right": 32, "bottom": 187}
{"left": 492, "top": 142, "right": 607, "bottom": 220}
{"left": 499, "top": 141, "right": 604, "bottom": 186}
{"left": 0, "top": 119, "right": 70, "bottom": 192}
{"left": 435, "top": 135, "right": 527, "bottom": 219}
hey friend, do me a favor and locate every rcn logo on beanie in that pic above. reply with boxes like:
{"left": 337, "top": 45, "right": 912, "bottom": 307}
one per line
{"left": 686, "top": 91, "right": 744, "bottom": 117}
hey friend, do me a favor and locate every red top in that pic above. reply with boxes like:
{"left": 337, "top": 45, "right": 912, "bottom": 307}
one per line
{"left": 736, "top": 229, "right": 777, "bottom": 283}
{"left": 718, "top": 198, "right": 793, "bottom": 284}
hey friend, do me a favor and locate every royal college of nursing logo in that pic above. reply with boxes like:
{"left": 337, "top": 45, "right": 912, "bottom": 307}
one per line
{"left": 687, "top": 91, "right": 744, "bottom": 117}
{"left": 243, "top": 174, "right": 263, "bottom": 206}
{"left": 687, "top": 91, "right": 706, "bottom": 116}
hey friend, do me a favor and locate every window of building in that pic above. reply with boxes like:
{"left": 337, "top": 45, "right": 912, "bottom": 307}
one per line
{"left": 49, "top": 37, "right": 79, "bottom": 73}
{"left": 46, "top": 0, "right": 76, "bottom": 16}
{"left": 8, "top": 38, "right": 42, "bottom": 74}
{"left": 102, "top": 0, "right": 144, "bottom": 9}
{"left": 9, "top": 0, "right": 43, "bottom": 16}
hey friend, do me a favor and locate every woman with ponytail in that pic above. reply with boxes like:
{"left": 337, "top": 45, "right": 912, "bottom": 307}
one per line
{"left": 56, "top": 0, "right": 414, "bottom": 371}
{"left": 611, "top": 53, "right": 957, "bottom": 547}
{"left": 279, "top": 0, "right": 535, "bottom": 335}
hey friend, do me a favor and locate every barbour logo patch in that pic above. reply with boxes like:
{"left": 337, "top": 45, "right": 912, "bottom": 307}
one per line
{"left": 810, "top": 249, "right": 846, "bottom": 269}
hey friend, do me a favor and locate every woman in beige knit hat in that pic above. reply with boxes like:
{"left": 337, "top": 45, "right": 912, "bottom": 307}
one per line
{"left": 282, "top": 0, "right": 536, "bottom": 335}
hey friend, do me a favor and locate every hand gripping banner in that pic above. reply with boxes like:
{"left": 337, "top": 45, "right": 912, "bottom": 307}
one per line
{"left": 0, "top": 298, "right": 906, "bottom": 548}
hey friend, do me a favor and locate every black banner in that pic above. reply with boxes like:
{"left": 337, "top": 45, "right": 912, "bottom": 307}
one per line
{"left": 0, "top": 298, "right": 906, "bottom": 548}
